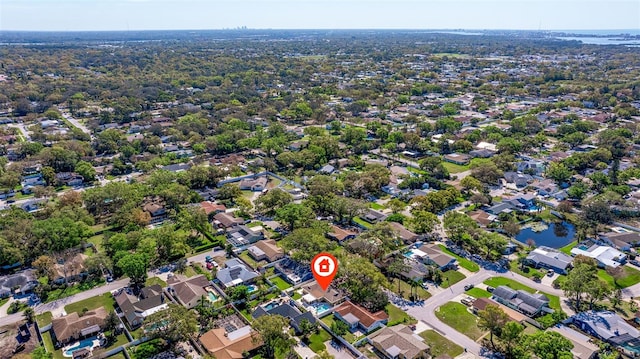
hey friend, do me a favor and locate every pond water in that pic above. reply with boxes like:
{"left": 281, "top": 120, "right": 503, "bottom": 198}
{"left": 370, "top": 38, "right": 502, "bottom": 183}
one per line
{"left": 515, "top": 221, "right": 575, "bottom": 248}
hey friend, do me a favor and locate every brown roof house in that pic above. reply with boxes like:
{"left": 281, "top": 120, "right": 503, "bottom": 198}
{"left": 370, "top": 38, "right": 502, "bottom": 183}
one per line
{"left": 200, "top": 325, "right": 261, "bottom": 359}
{"left": 53, "top": 253, "right": 89, "bottom": 285}
{"left": 326, "top": 225, "right": 358, "bottom": 243}
{"left": 113, "top": 285, "right": 168, "bottom": 328}
{"left": 200, "top": 201, "right": 227, "bottom": 216}
{"left": 389, "top": 222, "right": 419, "bottom": 243}
{"left": 143, "top": 202, "right": 168, "bottom": 225}
{"left": 213, "top": 212, "right": 244, "bottom": 229}
{"left": 247, "top": 239, "right": 284, "bottom": 262}
{"left": 334, "top": 301, "right": 388, "bottom": 333}
{"left": 301, "top": 282, "right": 345, "bottom": 307}
{"left": 167, "top": 274, "right": 211, "bottom": 309}
{"left": 51, "top": 307, "right": 108, "bottom": 346}
{"left": 369, "top": 324, "right": 430, "bottom": 359}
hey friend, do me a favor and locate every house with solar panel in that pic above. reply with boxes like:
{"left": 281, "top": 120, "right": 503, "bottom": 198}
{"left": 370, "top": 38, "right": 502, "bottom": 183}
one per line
{"left": 491, "top": 285, "right": 552, "bottom": 317}
{"left": 570, "top": 311, "right": 640, "bottom": 356}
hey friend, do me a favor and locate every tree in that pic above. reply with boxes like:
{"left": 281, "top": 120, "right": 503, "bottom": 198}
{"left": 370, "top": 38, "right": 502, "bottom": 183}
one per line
{"left": 522, "top": 331, "right": 573, "bottom": 359}
{"left": 281, "top": 227, "right": 336, "bottom": 263}
{"left": 477, "top": 304, "right": 510, "bottom": 349}
{"left": 330, "top": 318, "right": 349, "bottom": 336}
{"left": 275, "top": 203, "right": 315, "bottom": 230}
{"left": 387, "top": 257, "right": 410, "bottom": 293}
{"left": 31, "top": 346, "right": 52, "bottom": 359}
{"left": 144, "top": 303, "right": 198, "bottom": 347}
{"left": 255, "top": 189, "right": 293, "bottom": 215}
{"left": 499, "top": 321, "right": 524, "bottom": 359}
{"left": 104, "top": 311, "right": 120, "bottom": 340}
{"left": 471, "top": 161, "right": 503, "bottom": 185}
{"left": 561, "top": 259, "right": 599, "bottom": 310}
{"left": 298, "top": 318, "right": 318, "bottom": 342}
{"left": 32, "top": 255, "right": 56, "bottom": 280}
{"left": 408, "top": 210, "right": 438, "bottom": 234}
{"left": 75, "top": 160, "right": 96, "bottom": 182}
{"left": 460, "top": 176, "right": 484, "bottom": 193}
{"left": 253, "top": 314, "right": 295, "bottom": 359}
{"left": 23, "top": 307, "right": 34, "bottom": 324}
{"left": 117, "top": 253, "right": 148, "bottom": 288}
{"left": 227, "top": 285, "right": 250, "bottom": 302}
{"left": 546, "top": 162, "right": 572, "bottom": 185}
{"left": 502, "top": 220, "right": 520, "bottom": 238}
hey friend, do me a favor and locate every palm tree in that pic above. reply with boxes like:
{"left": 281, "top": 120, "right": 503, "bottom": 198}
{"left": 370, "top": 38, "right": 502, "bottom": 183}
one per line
{"left": 409, "top": 278, "right": 422, "bottom": 301}
{"left": 23, "top": 307, "right": 34, "bottom": 324}
{"left": 388, "top": 257, "right": 410, "bottom": 294}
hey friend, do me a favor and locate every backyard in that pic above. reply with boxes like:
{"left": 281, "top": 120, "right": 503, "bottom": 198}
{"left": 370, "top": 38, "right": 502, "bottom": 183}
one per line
{"left": 435, "top": 302, "right": 485, "bottom": 340}
{"left": 419, "top": 330, "right": 464, "bottom": 358}
{"left": 269, "top": 275, "right": 292, "bottom": 290}
{"left": 438, "top": 245, "right": 479, "bottom": 272}
{"left": 322, "top": 315, "right": 356, "bottom": 343}
{"left": 307, "top": 328, "right": 331, "bottom": 353}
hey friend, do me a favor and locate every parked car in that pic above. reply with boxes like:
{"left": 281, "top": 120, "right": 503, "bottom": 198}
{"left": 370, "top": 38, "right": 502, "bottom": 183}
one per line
{"left": 461, "top": 296, "right": 475, "bottom": 306}
{"left": 486, "top": 286, "right": 495, "bottom": 293}
{"left": 464, "top": 284, "right": 474, "bottom": 291}
{"left": 547, "top": 269, "right": 555, "bottom": 277}
{"left": 205, "top": 256, "right": 213, "bottom": 263}
{"left": 206, "top": 262, "right": 214, "bottom": 270}
{"left": 631, "top": 260, "right": 640, "bottom": 267}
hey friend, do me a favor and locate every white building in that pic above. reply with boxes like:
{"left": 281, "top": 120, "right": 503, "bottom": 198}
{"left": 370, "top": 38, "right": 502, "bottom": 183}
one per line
{"left": 570, "top": 244, "right": 626, "bottom": 268}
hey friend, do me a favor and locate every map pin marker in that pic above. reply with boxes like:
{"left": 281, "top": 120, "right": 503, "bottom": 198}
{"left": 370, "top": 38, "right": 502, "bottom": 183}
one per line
{"left": 311, "top": 252, "right": 338, "bottom": 291}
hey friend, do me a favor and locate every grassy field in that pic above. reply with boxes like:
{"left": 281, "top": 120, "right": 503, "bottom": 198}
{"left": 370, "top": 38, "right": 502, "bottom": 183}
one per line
{"left": 36, "top": 311, "right": 53, "bottom": 327}
{"left": 442, "top": 162, "right": 469, "bottom": 174}
{"left": 393, "top": 279, "right": 431, "bottom": 300}
{"left": 42, "top": 331, "right": 65, "bottom": 359}
{"left": 419, "top": 330, "right": 464, "bottom": 358}
{"left": 483, "top": 277, "right": 561, "bottom": 312}
{"left": 369, "top": 202, "right": 385, "bottom": 210}
{"left": 145, "top": 277, "right": 167, "bottom": 288}
{"left": 435, "top": 302, "right": 484, "bottom": 340}
{"left": 598, "top": 267, "right": 640, "bottom": 289}
{"left": 64, "top": 293, "right": 114, "bottom": 314}
{"left": 44, "top": 278, "right": 106, "bottom": 303}
{"left": 352, "top": 217, "right": 373, "bottom": 229}
{"left": 386, "top": 303, "right": 416, "bottom": 326}
{"left": 322, "top": 315, "right": 356, "bottom": 343}
{"left": 440, "top": 270, "right": 466, "bottom": 288}
{"left": 270, "top": 276, "right": 292, "bottom": 290}
{"left": 558, "top": 241, "right": 577, "bottom": 255}
{"left": 465, "top": 287, "right": 492, "bottom": 298}
{"left": 308, "top": 328, "right": 331, "bottom": 352}
{"left": 439, "top": 245, "right": 480, "bottom": 272}
{"left": 509, "top": 262, "right": 545, "bottom": 279}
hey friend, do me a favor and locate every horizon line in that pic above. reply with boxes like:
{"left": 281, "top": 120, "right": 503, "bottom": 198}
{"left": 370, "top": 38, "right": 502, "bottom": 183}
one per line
{"left": 0, "top": 28, "right": 637, "bottom": 33}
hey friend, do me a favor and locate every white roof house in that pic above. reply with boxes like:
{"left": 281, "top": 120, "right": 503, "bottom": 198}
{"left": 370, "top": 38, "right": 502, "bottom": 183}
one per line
{"left": 570, "top": 244, "right": 626, "bottom": 268}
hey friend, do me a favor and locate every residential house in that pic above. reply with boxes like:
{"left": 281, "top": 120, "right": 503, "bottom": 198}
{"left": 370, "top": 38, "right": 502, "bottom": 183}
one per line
{"left": 471, "top": 297, "right": 527, "bottom": 323}
{"left": 114, "top": 285, "right": 168, "bottom": 328}
{"left": 485, "top": 202, "right": 515, "bottom": 215}
{"left": 570, "top": 245, "right": 626, "bottom": 268}
{"left": 517, "top": 160, "right": 545, "bottom": 176}
{"left": 469, "top": 149, "right": 495, "bottom": 158}
{"left": 571, "top": 311, "right": 640, "bottom": 355}
{"left": 51, "top": 307, "right": 108, "bottom": 346}
{"left": 288, "top": 140, "right": 308, "bottom": 152}
{"left": 167, "top": 274, "right": 211, "bottom": 309}
{"left": 368, "top": 324, "right": 430, "bottom": 359}
{"left": 334, "top": 301, "right": 389, "bottom": 334}
{"left": 319, "top": 164, "right": 335, "bottom": 174}
{"left": 491, "top": 286, "right": 551, "bottom": 317}
{"left": 362, "top": 209, "right": 388, "bottom": 224}
{"left": 199, "top": 325, "right": 262, "bottom": 359}
{"left": 216, "top": 259, "right": 259, "bottom": 288}
{"left": 599, "top": 231, "right": 640, "bottom": 251}
{"left": 531, "top": 179, "right": 558, "bottom": 197}
{"left": 389, "top": 222, "right": 419, "bottom": 243}
{"left": 504, "top": 193, "right": 537, "bottom": 211}
{"left": 247, "top": 240, "right": 284, "bottom": 262}
{"left": 525, "top": 246, "right": 573, "bottom": 274}
{"left": 503, "top": 172, "right": 533, "bottom": 188}
{"left": 326, "top": 225, "right": 358, "bottom": 243}
{"left": 213, "top": 212, "right": 244, "bottom": 229}
{"left": 161, "top": 163, "right": 191, "bottom": 173}
{"left": 275, "top": 257, "right": 313, "bottom": 285}
{"left": 0, "top": 270, "right": 38, "bottom": 298}
{"left": 300, "top": 282, "right": 345, "bottom": 307}
{"left": 143, "top": 202, "right": 168, "bottom": 225}
{"left": 443, "top": 153, "right": 470, "bottom": 165}
{"left": 53, "top": 253, "right": 89, "bottom": 285}
{"left": 549, "top": 325, "right": 598, "bottom": 359}
{"left": 227, "top": 225, "right": 264, "bottom": 247}
{"left": 413, "top": 243, "right": 457, "bottom": 271}
{"left": 252, "top": 302, "right": 316, "bottom": 334}
{"left": 239, "top": 176, "right": 268, "bottom": 191}
{"left": 200, "top": 201, "right": 227, "bottom": 217}
{"left": 468, "top": 210, "right": 497, "bottom": 228}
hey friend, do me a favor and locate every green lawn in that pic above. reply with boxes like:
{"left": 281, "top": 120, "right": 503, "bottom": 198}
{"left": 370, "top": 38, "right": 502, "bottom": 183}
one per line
{"left": 87, "top": 234, "right": 104, "bottom": 252}
{"left": 393, "top": 279, "right": 431, "bottom": 300}
{"left": 291, "top": 292, "right": 302, "bottom": 300}
{"left": 270, "top": 276, "right": 292, "bottom": 290}
{"left": 44, "top": 278, "right": 106, "bottom": 303}
{"left": 483, "top": 277, "right": 562, "bottom": 312}
{"left": 419, "top": 330, "right": 464, "bottom": 358}
{"left": 386, "top": 303, "right": 416, "bottom": 326}
{"left": 182, "top": 265, "right": 198, "bottom": 278}
{"left": 440, "top": 270, "right": 466, "bottom": 288}
{"left": 322, "top": 315, "right": 356, "bottom": 343}
{"left": 439, "top": 245, "right": 479, "bottom": 272}
{"left": 442, "top": 162, "right": 469, "bottom": 174}
{"left": 466, "top": 287, "right": 492, "bottom": 298}
{"left": 559, "top": 241, "right": 577, "bottom": 255}
{"left": 307, "top": 328, "right": 331, "bottom": 353}
{"left": 64, "top": 293, "right": 115, "bottom": 314}
{"left": 369, "top": 202, "right": 385, "bottom": 210}
{"left": 36, "top": 311, "right": 53, "bottom": 327}
{"left": 42, "top": 331, "right": 65, "bottom": 359}
{"left": 239, "top": 251, "right": 262, "bottom": 269}
{"left": 509, "top": 262, "right": 544, "bottom": 279}
{"left": 107, "top": 353, "right": 126, "bottom": 359}
{"left": 598, "top": 267, "right": 640, "bottom": 289}
{"left": 145, "top": 277, "right": 167, "bottom": 288}
{"left": 435, "top": 302, "right": 485, "bottom": 340}
{"left": 353, "top": 217, "right": 373, "bottom": 229}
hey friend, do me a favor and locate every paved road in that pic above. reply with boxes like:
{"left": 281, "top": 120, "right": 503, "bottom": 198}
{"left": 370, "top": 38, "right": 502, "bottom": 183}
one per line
{"left": 404, "top": 268, "right": 565, "bottom": 357}
{"left": 369, "top": 148, "right": 420, "bottom": 169}
{"left": 6, "top": 123, "right": 31, "bottom": 141}
{"left": 59, "top": 110, "right": 94, "bottom": 140}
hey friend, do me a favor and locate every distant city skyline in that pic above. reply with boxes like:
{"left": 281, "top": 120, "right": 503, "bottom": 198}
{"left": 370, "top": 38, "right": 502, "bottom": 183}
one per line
{"left": 0, "top": 0, "right": 638, "bottom": 32}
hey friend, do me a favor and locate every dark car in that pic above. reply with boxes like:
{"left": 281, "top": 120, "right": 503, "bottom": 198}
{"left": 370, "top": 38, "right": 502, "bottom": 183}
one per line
{"left": 464, "top": 284, "right": 474, "bottom": 291}
{"left": 486, "top": 286, "right": 495, "bottom": 293}
{"left": 631, "top": 260, "right": 640, "bottom": 267}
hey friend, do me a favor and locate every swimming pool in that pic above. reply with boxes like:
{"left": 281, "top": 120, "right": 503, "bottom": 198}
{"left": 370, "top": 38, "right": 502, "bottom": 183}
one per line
{"left": 247, "top": 284, "right": 258, "bottom": 293}
{"left": 403, "top": 250, "right": 415, "bottom": 258}
{"left": 312, "top": 302, "right": 332, "bottom": 314}
{"left": 263, "top": 301, "right": 279, "bottom": 311}
{"left": 63, "top": 337, "right": 99, "bottom": 357}
{"left": 207, "top": 292, "right": 218, "bottom": 302}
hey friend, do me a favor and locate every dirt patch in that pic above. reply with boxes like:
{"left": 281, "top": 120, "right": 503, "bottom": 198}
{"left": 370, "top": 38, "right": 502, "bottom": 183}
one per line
{"left": 0, "top": 321, "right": 39, "bottom": 359}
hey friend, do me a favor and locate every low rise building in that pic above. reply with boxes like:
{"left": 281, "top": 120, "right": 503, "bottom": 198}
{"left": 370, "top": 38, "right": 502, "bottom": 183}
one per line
{"left": 491, "top": 286, "right": 551, "bottom": 317}
{"left": 570, "top": 244, "right": 626, "bottom": 268}
{"left": 51, "top": 307, "right": 108, "bottom": 346}
{"left": 525, "top": 246, "right": 573, "bottom": 274}
{"left": 368, "top": 324, "right": 429, "bottom": 359}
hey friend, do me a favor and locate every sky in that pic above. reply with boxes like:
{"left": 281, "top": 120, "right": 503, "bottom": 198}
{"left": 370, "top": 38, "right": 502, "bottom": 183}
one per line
{"left": 0, "top": 0, "right": 639, "bottom": 32}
